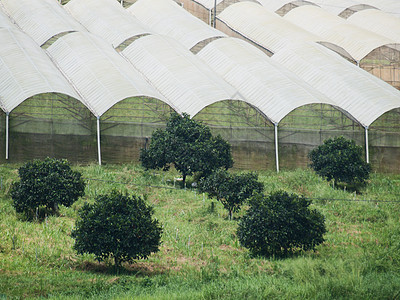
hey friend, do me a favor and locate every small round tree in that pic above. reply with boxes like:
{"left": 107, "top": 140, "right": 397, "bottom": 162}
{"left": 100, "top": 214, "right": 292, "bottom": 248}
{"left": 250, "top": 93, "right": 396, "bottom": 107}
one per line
{"left": 11, "top": 158, "right": 85, "bottom": 220}
{"left": 237, "top": 191, "right": 326, "bottom": 257}
{"left": 198, "top": 169, "right": 264, "bottom": 220}
{"left": 140, "top": 113, "right": 233, "bottom": 186}
{"left": 308, "top": 136, "right": 371, "bottom": 187}
{"left": 72, "top": 191, "right": 162, "bottom": 267}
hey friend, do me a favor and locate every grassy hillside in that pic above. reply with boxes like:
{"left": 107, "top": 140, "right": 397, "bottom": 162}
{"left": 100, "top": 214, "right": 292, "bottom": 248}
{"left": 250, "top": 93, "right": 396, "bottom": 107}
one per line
{"left": 0, "top": 164, "right": 400, "bottom": 299}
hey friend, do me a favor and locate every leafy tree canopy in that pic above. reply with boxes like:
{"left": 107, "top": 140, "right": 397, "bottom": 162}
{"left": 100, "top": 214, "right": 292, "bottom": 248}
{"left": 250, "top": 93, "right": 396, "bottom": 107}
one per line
{"left": 237, "top": 191, "right": 326, "bottom": 257}
{"left": 72, "top": 191, "right": 162, "bottom": 267}
{"left": 308, "top": 136, "right": 371, "bottom": 187}
{"left": 140, "top": 113, "right": 233, "bottom": 186}
{"left": 11, "top": 157, "right": 85, "bottom": 220}
{"left": 198, "top": 169, "right": 264, "bottom": 220}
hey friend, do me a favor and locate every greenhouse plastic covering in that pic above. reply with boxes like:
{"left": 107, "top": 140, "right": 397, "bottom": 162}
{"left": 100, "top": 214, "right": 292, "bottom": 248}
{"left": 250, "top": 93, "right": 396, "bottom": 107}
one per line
{"left": 315, "top": 0, "right": 372, "bottom": 15}
{"left": 272, "top": 42, "right": 400, "bottom": 126}
{"left": 128, "top": 0, "right": 226, "bottom": 49}
{"left": 217, "top": 2, "right": 318, "bottom": 54}
{"left": 198, "top": 37, "right": 337, "bottom": 124}
{"left": 122, "top": 34, "right": 243, "bottom": 117}
{"left": 65, "top": 0, "right": 151, "bottom": 48}
{"left": 0, "top": 27, "right": 81, "bottom": 113}
{"left": 255, "top": 0, "right": 314, "bottom": 12}
{"left": 284, "top": 5, "right": 396, "bottom": 61}
{"left": 188, "top": 0, "right": 224, "bottom": 10}
{"left": 46, "top": 31, "right": 170, "bottom": 117}
{"left": 347, "top": 9, "right": 400, "bottom": 42}
{"left": 1, "top": 0, "right": 85, "bottom": 46}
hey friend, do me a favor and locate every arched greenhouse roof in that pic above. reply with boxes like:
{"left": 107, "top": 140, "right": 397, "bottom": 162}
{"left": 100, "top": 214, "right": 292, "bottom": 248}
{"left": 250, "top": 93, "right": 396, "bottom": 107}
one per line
{"left": 1, "top": 0, "right": 85, "bottom": 46}
{"left": 127, "top": 0, "right": 226, "bottom": 50}
{"left": 284, "top": 5, "right": 397, "bottom": 61}
{"left": 315, "top": 0, "right": 375, "bottom": 15}
{"left": 0, "top": 27, "right": 82, "bottom": 114}
{"left": 255, "top": 0, "right": 315, "bottom": 13}
{"left": 121, "top": 34, "right": 243, "bottom": 117}
{"left": 197, "top": 37, "right": 338, "bottom": 124}
{"left": 187, "top": 0, "right": 224, "bottom": 10}
{"left": 347, "top": 9, "right": 400, "bottom": 41}
{"left": 272, "top": 42, "right": 400, "bottom": 127}
{"left": 46, "top": 31, "right": 171, "bottom": 117}
{"left": 65, "top": 0, "right": 151, "bottom": 48}
{"left": 357, "top": 0, "right": 400, "bottom": 16}
{"left": 217, "top": 2, "right": 318, "bottom": 54}
{"left": 0, "top": 6, "right": 14, "bottom": 28}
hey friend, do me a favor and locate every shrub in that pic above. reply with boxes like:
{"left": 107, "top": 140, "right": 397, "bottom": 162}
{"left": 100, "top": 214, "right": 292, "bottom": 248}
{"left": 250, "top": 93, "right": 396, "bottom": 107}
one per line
{"left": 140, "top": 113, "right": 233, "bottom": 186}
{"left": 308, "top": 136, "right": 371, "bottom": 187}
{"left": 237, "top": 191, "right": 326, "bottom": 257}
{"left": 198, "top": 169, "right": 264, "bottom": 220}
{"left": 11, "top": 158, "right": 85, "bottom": 220}
{"left": 72, "top": 191, "right": 162, "bottom": 267}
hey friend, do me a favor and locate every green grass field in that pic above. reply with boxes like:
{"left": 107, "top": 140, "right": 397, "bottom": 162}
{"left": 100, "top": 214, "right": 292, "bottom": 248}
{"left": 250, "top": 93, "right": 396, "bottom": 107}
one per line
{"left": 1, "top": 164, "right": 400, "bottom": 299}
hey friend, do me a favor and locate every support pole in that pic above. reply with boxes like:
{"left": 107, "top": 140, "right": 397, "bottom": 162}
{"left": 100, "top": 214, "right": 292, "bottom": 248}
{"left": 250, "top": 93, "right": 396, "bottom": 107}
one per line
{"left": 5, "top": 112, "right": 9, "bottom": 160}
{"left": 209, "top": 9, "right": 212, "bottom": 26}
{"left": 365, "top": 126, "right": 369, "bottom": 163}
{"left": 97, "top": 116, "right": 101, "bottom": 166}
{"left": 274, "top": 123, "right": 279, "bottom": 173}
{"left": 213, "top": 0, "right": 216, "bottom": 28}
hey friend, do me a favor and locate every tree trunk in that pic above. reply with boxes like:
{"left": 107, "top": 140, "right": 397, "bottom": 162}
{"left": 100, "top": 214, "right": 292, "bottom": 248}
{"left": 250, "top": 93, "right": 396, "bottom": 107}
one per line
{"left": 229, "top": 210, "right": 233, "bottom": 221}
{"left": 182, "top": 174, "right": 187, "bottom": 188}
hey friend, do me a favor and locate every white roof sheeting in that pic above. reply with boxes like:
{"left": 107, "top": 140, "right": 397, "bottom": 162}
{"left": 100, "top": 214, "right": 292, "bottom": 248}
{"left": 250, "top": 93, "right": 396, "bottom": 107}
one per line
{"left": 0, "top": 28, "right": 81, "bottom": 113}
{"left": 197, "top": 37, "right": 338, "bottom": 124}
{"left": 189, "top": 0, "right": 224, "bottom": 10}
{"left": 47, "top": 32, "right": 170, "bottom": 117}
{"left": 122, "top": 34, "right": 242, "bottom": 117}
{"left": 284, "top": 5, "right": 396, "bottom": 61}
{"left": 1, "top": 0, "right": 85, "bottom": 46}
{"left": 272, "top": 42, "right": 400, "bottom": 126}
{"left": 217, "top": 2, "right": 318, "bottom": 54}
{"left": 0, "top": 7, "right": 14, "bottom": 28}
{"left": 347, "top": 9, "right": 400, "bottom": 42}
{"left": 357, "top": 0, "right": 400, "bottom": 16}
{"left": 316, "top": 0, "right": 370, "bottom": 15}
{"left": 65, "top": 0, "right": 151, "bottom": 48}
{"left": 127, "top": 0, "right": 226, "bottom": 50}
{"left": 255, "top": 0, "right": 315, "bottom": 12}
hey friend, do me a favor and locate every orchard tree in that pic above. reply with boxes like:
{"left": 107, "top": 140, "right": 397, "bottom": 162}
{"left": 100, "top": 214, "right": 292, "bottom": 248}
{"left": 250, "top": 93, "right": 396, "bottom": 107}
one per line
{"left": 198, "top": 169, "right": 264, "bottom": 220}
{"left": 237, "top": 191, "right": 326, "bottom": 257}
{"left": 11, "top": 158, "right": 85, "bottom": 220}
{"left": 140, "top": 113, "right": 233, "bottom": 186}
{"left": 308, "top": 136, "right": 371, "bottom": 187}
{"left": 72, "top": 191, "right": 162, "bottom": 267}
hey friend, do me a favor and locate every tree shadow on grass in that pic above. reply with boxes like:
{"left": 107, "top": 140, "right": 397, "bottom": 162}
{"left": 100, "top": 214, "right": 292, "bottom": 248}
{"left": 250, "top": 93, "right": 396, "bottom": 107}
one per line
{"left": 75, "top": 260, "right": 169, "bottom": 277}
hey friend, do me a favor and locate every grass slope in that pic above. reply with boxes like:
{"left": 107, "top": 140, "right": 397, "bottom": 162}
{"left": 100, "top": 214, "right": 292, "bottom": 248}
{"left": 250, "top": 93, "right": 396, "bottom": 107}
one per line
{"left": 0, "top": 164, "right": 400, "bottom": 299}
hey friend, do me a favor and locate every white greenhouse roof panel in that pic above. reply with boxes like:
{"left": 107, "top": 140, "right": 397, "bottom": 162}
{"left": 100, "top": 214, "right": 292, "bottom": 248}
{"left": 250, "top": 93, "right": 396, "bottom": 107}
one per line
{"left": 284, "top": 5, "right": 396, "bottom": 61}
{"left": 0, "top": 28, "right": 82, "bottom": 113}
{"left": 357, "top": 0, "right": 400, "bottom": 16}
{"left": 127, "top": 0, "right": 226, "bottom": 50}
{"left": 197, "top": 37, "right": 338, "bottom": 124}
{"left": 122, "top": 34, "right": 242, "bottom": 117}
{"left": 0, "top": 7, "right": 15, "bottom": 28}
{"left": 66, "top": 0, "right": 151, "bottom": 48}
{"left": 189, "top": 0, "right": 224, "bottom": 10}
{"left": 217, "top": 2, "right": 318, "bottom": 54}
{"left": 315, "top": 0, "right": 369, "bottom": 15}
{"left": 1, "top": 0, "right": 85, "bottom": 46}
{"left": 255, "top": 0, "right": 314, "bottom": 13}
{"left": 272, "top": 42, "right": 400, "bottom": 126}
{"left": 47, "top": 31, "right": 171, "bottom": 117}
{"left": 347, "top": 9, "right": 400, "bottom": 42}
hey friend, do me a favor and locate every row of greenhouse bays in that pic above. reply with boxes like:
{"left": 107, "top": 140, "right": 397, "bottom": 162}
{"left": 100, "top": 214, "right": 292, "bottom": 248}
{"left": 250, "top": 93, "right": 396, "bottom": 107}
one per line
{"left": 1, "top": 94, "right": 399, "bottom": 172}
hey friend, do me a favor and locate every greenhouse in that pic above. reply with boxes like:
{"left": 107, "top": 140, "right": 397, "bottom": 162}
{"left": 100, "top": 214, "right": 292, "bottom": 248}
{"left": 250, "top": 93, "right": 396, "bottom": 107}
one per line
{"left": 0, "top": 0, "right": 399, "bottom": 173}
